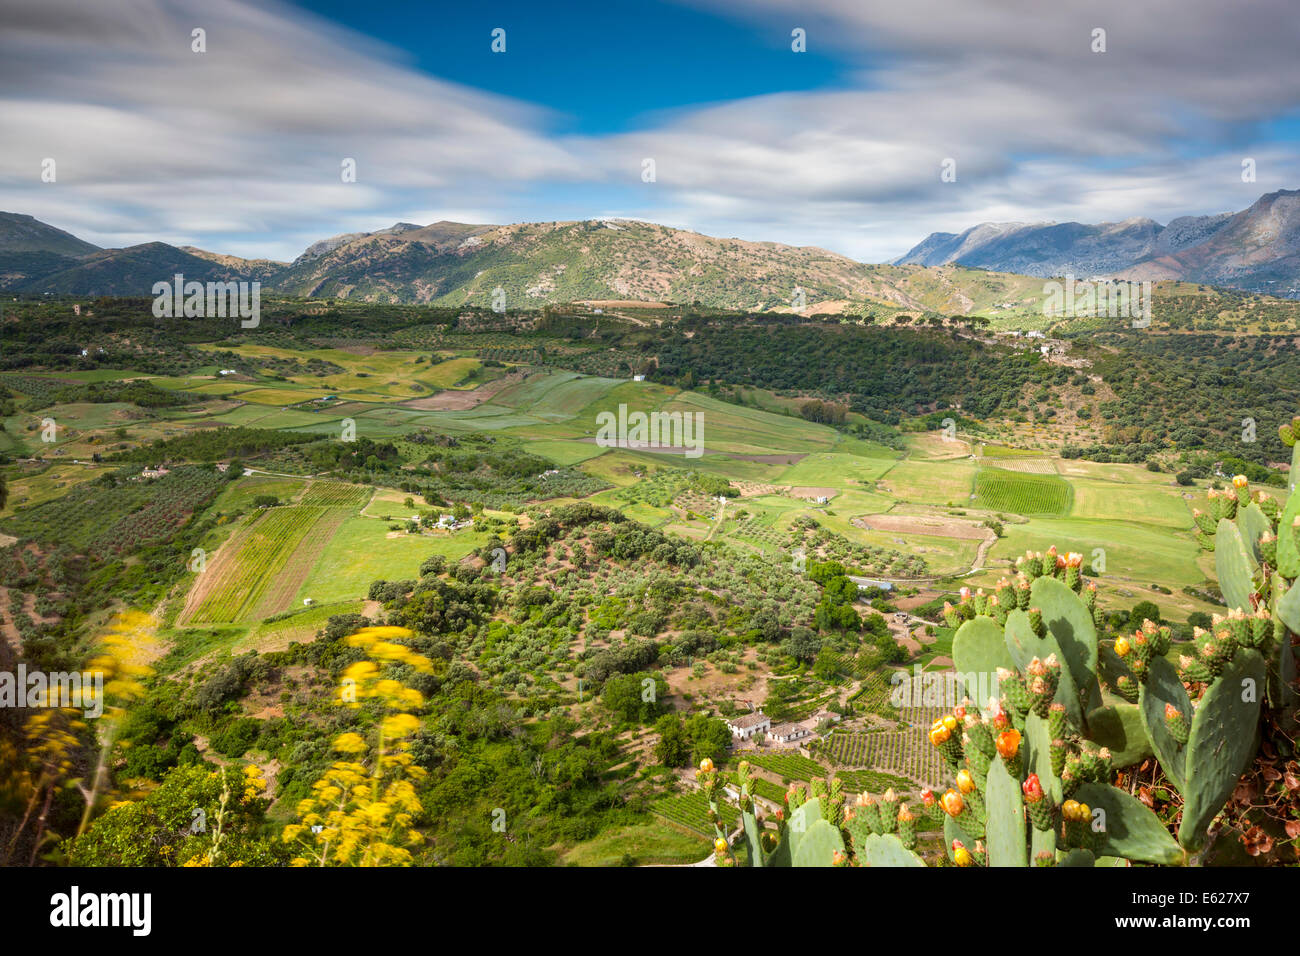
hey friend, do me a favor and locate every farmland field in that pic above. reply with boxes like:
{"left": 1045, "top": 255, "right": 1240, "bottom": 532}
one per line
{"left": 184, "top": 505, "right": 342, "bottom": 624}
{"left": 299, "top": 481, "right": 373, "bottom": 508}
{"left": 973, "top": 467, "right": 1074, "bottom": 516}
{"left": 560, "top": 823, "right": 709, "bottom": 866}
{"left": 812, "top": 728, "right": 947, "bottom": 789}
{"left": 0, "top": 464, "right": 115, "bottom": 518}
{"left": 742, "top": 752, "right": 829, "bottom": 783}
{"left": 293, "top": 514, "right": 489, "bottom": 606}
{"left": 650, "top": 791, "right": 739, "bottom": 837}
{"left": 1, "top": 466, "right": 227, "bottom": 554}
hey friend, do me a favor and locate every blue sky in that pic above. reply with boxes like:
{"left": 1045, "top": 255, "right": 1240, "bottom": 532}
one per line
{"left": 2, "top": 0, "right": 1298, "bottom": 262}
{"left": 298, "top": 0, "right": 850, "bottom": 135}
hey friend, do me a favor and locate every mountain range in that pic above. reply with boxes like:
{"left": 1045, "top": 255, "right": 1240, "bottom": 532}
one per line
{"left": 2, "top": 190, "right": 1299, "bottom": 310}
{"left": 895, "top": 190, "right": 1300, "bottom": 293}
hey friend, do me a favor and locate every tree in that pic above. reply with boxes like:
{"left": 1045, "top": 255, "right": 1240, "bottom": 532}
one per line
{"left": 861, "top": 612, "right": 889, "bottom": 639}
{"left": 0, "top": 473, "right": 5, "bottom": 511}
{"left": 684, "top": 713, "right": 731, "bottom": 764}
{"left": 815, "top": 600, "right": 860, "bottom": 635}
{"left": 601, "top": 672, "right": 667, "bottom": 724}
{"left": 653, "top": 713, "right": 691, "bottom": 767}
{"left": 808, "top": 560, "right": 847, "bottom": 585}
{"left": 872, "top": 630, "right": 907, "bottom": 664}
{"left": 783, "top": 626, "right": 822, "bottom": 663}
{"left": 813, "top": 646, "right": 841, "bottom": 680}
{"left": 1131, "top": 600, "right": 1161, "bottom": 627}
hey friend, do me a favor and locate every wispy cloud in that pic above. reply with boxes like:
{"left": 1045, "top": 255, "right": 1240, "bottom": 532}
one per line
{"left": 1, "top": 0, "right": 1297, "bottom": 262}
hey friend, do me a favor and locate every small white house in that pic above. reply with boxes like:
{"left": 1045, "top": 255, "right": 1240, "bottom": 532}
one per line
{"left": 632, "top": 374, "right": 645, "bottom": 382}
{"left": 303, "top": 598, "right": 314, "bottom": 606}
{"left": 768, "top": 723, "right": 812, "bottom": 744}
{"left": 727, "top": 713, "right": 771, "bottom": 740}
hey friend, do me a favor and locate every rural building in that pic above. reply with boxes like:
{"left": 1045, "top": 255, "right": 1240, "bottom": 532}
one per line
{"left": 854, "top": 578, "right": 893, "bottom": 592}
{"left": 141, "top": 465, "right": 169, "bottom": 479}
{"left": 727, "top": 712, "right": 771, "bottom": 740}
{"left": 768, "top": 722, "right": 812, "bottom": 744}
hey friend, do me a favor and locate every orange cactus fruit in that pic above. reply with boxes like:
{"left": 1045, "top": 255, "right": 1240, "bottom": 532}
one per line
{"left": 995, "top": 728, "right": 1022, "bottom": 759}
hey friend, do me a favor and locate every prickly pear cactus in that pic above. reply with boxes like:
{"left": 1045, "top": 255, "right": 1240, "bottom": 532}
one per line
{"left": 934, "top": 548, "right": 1187, "bottom": 866}
{"left": 713, "top": 430, "right": 1298, "bottom": 868}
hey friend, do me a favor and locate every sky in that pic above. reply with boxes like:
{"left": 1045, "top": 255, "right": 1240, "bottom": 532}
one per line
{"left": 2, "top": 0, "right": 1299, "bottom": 263}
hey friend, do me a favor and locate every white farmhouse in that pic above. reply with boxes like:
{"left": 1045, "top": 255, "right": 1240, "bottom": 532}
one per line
{"left": 768, "top": 722, "right": 812, "bottom": 744}
{"left": 727, "top": 712, "right": 771, "bottom": 740}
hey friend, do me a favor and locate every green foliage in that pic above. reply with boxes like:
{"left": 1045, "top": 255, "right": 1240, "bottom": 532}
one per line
{"left": 1072, "top": 782, "right": 1184, "bottom": 864}
{"left": 984, "top": 757, "right": 1027, "bottom": 866}
{"left": 1215, "top": 518, "right": 1256, "bottom": 612}
{"left": 854, "top": 832, "right": 925, "bottom": 867}
{"left": 1177, "top": 650, "right": 1265, "bottom": 851}
{"left": 110, "top": 426, "right": 318, "bottom": 463}
{"left": 1130, "top": 600, "right": 1161, "bottom": 626}
{"left": 63, "top": 763, "right": 286, "bottom": 867}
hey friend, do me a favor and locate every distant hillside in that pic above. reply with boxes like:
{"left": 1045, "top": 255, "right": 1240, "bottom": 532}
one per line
{"left": 5, "top": 192, "right": 1300, "bottom": 308}
{"left": 268, "top": 218, "right": 1063, "bottom": 316}
{"left": 896, "top": 189, "right": 1300, "bottom": 294}
{"left": 0, "top": 210, "right": 1050, "bottom": 314}
{"left": 10, "top": 243, "right": 261, "bottom": 296}
{"left": 0, "top": 211, "right": 99, "bottom": 256}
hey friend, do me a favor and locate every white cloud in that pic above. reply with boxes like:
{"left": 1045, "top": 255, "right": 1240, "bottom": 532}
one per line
{"left": 2, "top": 0, "right": 1298, "bottom": 263}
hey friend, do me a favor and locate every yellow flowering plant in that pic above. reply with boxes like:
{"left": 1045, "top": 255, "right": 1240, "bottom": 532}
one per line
{"left": 74, "top": 610, "right": 155, "bottom": 839}
{"left": 283, "top": 627, "right": 434, "bottom": 866}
